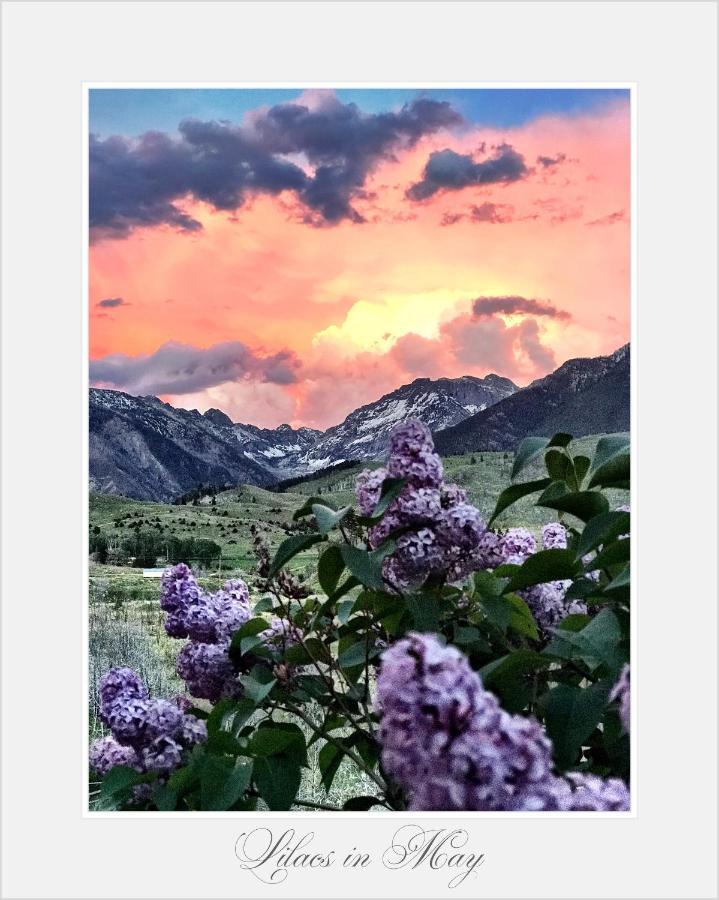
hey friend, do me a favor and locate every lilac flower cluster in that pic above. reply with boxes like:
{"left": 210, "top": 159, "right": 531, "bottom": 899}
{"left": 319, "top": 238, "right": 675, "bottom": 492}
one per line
{"left": 89, "top": 668, "right": 206, "bottom": 783}
{"left": 610, "top": 664, "right": 630, "bottom": 732}
{"left": 376, "top": 633, "right": 630, "bottom": 811}
{"left": 356, "top": 420, "right": 487, "bottom": 589}
{"left": 161, "top": 564, "right": 303, "bottom": 701}
{"left": 473, "top": 521, "right": 587, "bottom": 632}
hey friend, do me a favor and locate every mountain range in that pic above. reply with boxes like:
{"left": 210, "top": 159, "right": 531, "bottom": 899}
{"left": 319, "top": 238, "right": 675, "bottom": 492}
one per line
{"left": 89, "top": 344, "right": 629, "bottom": 501}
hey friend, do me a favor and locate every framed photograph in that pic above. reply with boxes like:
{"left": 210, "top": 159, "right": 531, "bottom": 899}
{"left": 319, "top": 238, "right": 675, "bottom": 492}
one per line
{"left": 1, "top": 3, "right": 716, "bottom": 899}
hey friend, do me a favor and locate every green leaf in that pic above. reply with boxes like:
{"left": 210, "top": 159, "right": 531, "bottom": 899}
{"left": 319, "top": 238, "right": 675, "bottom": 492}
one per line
{"left": 489, "top": 478, "right": 552, "bottom": 526}
{"left": 318, "top": 742, "right": 344, "bottom": 791}
{"left": 269, "top": 533, "right": 324, "bottom": 577}
{"left": 573, "top": 455, "right": 591, "bottom": 486}
{"left": 480, "top": 592, "right": 537, "bottom": 639}
{"left": 293, "top": 495, "right": 337, "bottom": 520}
{"left": 452, "top": 624, "right": 491, "bottom": 653}
{"left": 576, "top": 511, "right": 630, "bottom": 559}
{"left": 97, "top": 766, "right": 143, "bottom": 810}
{"left": 238, "top": 673, "right": 276, "bottom": 705}
{"left": 316, "top": 575, "right": 361, "bottom": 619}
{"left": 338, "top": 640, "right": 371, "bottom": 669}
{"left": 506, "top": 549, "right": 581, "bottom": 591}
{"left": 249, "top": 722, "right": 307, "bottom": 765}
{"left": 512, "top": 437, "right": 550, "bottom": 479}
{"left": 406, "top": 592, "right": 441, "bottom": 632}
{"left": 544, "top": 608, "right": 624, "bottom": 674}
{"left": 545, "top": 448, "right": 571, "bottom": 481}
{"left": 587, "top": 434, "right": 630, "bottom": 488}
{"left": 542, "top": 681, "right": 612, "bottom": 770}
{"left": 504, "top": 593, "right": 539, "bottom": 639}
{"left": 548, "top": 432, "right": 573, "bottom": 448}
{"left": 200, "top": 756, "right": 252, "bottom": 811}
{"left": 312, "top": 503, "right": 352, "bottom": 535}
{"left": 473, "top": 569, "right": 508, "bottom": 598}
{"left": 372, "top": 477, "right": 406, "bottom": 518}
{"left": 538, "top": 483, "right": 609, "bottom": 522}
{"left": 480, "top": 651, "right": 550, "bottom": 712}
{"left": 252, "top": 594, "right": 275, "bottom": 613}
{"left": 605, "top": 564, "right": 630, "bottom": 593}
{"left": 318, "top": 544, "right": 345, "bottom": 596}
{"left": 228, "top": 617, "right": 272, "bottom": 659}
{"left": 336, "top": 598, "right": 355, "bottom": 625}
{"left": 590, "top": 539, "right": 630, "bottom": 571}
{"left": 340, "top": 544, "right": 393, "bottom": 591}
{"left": 253, "top": 755, "right": 301, "bottom": 810}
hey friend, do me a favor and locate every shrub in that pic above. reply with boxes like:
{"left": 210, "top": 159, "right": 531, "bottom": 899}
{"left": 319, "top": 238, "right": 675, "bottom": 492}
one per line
{"left": 90, "top": 422, "right": 630, "bottom": 812}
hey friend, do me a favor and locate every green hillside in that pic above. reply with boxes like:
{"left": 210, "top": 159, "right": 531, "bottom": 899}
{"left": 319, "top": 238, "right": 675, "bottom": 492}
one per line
{"left": 90, "top": 435, "right": 627, "bottom": 584}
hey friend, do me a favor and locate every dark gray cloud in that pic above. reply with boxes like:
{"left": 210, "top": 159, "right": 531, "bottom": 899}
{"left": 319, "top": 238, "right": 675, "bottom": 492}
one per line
{"left": 441, "top": 201, "right": 515, "bottom": 226}
{"left": 536, "top": 153, "right": 566, "bottom": 168}
{"left": 90, "top": 94, "right": 461, "bottom": 239}
{"left": 586, "top": 209, "right": 626, "bottom": 226}
{"left": 472, "top": 295, "right": 571, "bottom": 321}
{"left": 89, "top": 340, "right": 301, "bottom": 395}
{"left": 406, "top": 144, "right": 529, "bottom": 201}
{"left": 96, "top": 297, "right": 127, "bottom": 308}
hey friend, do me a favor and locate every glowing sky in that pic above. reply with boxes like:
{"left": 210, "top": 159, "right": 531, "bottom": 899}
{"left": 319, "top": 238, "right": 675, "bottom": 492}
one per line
{"left": 89, "top": 88, "right": 630, "bottom": 429}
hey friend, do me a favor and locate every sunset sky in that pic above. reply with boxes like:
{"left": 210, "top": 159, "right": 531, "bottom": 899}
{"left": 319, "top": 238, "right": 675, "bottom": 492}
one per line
{"left": 89, "top": 88, "right": 630, "bottom": 429}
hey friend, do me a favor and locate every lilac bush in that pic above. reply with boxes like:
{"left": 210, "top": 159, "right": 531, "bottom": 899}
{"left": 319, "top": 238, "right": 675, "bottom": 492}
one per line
{"left": 90, "top": 424, "right": 630, "bottom": 812}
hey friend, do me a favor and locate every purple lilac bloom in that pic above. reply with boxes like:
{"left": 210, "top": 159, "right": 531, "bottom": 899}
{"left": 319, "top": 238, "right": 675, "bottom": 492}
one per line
{"left": 440, "top": 483, "right": 467, "bottom": 507}
{"left": 181, "top": 715, "right": 208, "bottom": 745}
{"left": 542, "top": 522, "right": 568, "bottom": 550}
{"left": 368, "top": 486, "right": 442, "bottom": 546}
{"left": 610, "top": 664, "right": 630, "bottom": 732}
{"left": 376, "top": 633, "right": 629, "bottom": 811}
{"left": 89, "top": 735, "right": 140, "bottom": 776}
{"left": 362, "top": 421, "right": 486, "bottom": 589}
{"left": 474, "top": 530, "right": 505, "bottom": 570}
{"left": 176, "top": 640, "right": 238, "bottom": 703}
{"left": 142, "top": 736, "right": 184, "bottom": 773}
{"left": 355, "top": 467, "right": 389, "bottom": 516}
{"left": 519, "top": 580, "right": 587, "bottom": 632}
{"left": 99, "top": 667, "right": 149, "bottom": 722}
{"left": 91, "top": 668, "right": 208, "bottom": 794}
{"left": 143, "top": 699, "right": 185, "bottom": 740}
{"left": 499, "top": 528, "right": 537, "bottom": 565}
{"left": 160, "top": 565, "right": 251, "bottom": 645}
{"left": 563, "top": 773, "right": 631, "bottom": 810}
{"left": 160, "top": 563, "right": 202, "bottom": 612}
{"left": 172, "top": 695, "right": 192, "bottom": 712}
{"left": 105, "top": 697, "right": 151, "bottom": 747}
{"left": 387, "top": 421, "right": 444, "bottom": 488}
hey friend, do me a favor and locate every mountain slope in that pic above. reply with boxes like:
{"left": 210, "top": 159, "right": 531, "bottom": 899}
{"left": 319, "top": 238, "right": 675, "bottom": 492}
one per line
{"left": 89, "top": 390, "right": 277, "bottom": 501}
{"left": 298, "top": 373, "right": 518, "bottom": 470}
{"left": 433, "top": 345, "right": 629, "bottom": 455}
{"left": 89, "top": 373, "right": 517, "bottom": 499}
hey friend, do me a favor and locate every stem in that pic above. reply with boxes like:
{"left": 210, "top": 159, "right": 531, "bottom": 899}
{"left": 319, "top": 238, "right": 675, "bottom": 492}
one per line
{"left": 292, "top": 797, "right": 342, "bottom": 811}
{"left": 272, "top": 584, "right": 367, "bottom": 736}
{"left": 279, "top": 700, "right": 387, "bottom": 797}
